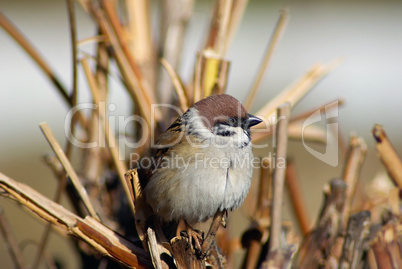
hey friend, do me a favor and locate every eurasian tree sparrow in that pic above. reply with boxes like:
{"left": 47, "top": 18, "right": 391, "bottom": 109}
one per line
{"left": 140, "top": 94, "right": 262, "bottom": 251}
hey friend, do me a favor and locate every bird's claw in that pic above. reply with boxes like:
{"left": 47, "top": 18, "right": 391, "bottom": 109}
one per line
{"left": 181, "top": 227, "right": 204, "bottom": 253}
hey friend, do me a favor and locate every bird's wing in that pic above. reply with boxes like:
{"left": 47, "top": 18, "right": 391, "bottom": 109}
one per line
{"left": 139, "top": 117, "right": 185, "bottom": 188}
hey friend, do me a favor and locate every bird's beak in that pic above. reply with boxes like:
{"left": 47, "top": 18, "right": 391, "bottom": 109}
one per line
{"left": 247, "top": 114, "right": 263, "bottom": 127}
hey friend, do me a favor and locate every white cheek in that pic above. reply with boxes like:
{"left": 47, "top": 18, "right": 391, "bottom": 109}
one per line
{"left": 212, "top": 126, "right": 250, "bottom": 148}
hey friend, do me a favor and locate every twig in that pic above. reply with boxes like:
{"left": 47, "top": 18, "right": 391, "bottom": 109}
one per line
{"left": 241, "top": 160, "right": 271, "bottom": 269}
{"left": 252, "top": 120, "right": 328, "bottom": 144}
{"left": 215, "top": 0, "right": 233, "bottom": 56}
{"left": 33, "top": 128, "right": 79, "bottom": 268}
{"left": 0, "top": 208, "right": 27, "bottom": 269}
{"left": 255, "top": 158, "right": 272, "bottom": 219}
{"left": 39, "top": 122, "right": 99, "bottom": 221}
{"left": 82, "top": 58, "right": 148, "bottom": 250}
{"left": 33, "top": 160, "right": 70, "bottom": 268}
{"left": 32, "top": 3, "right": 80, "bottom": 267}
{"left": 293, "top": 179, "right": 347, "bottom": 269}
{"left": 170, "top": 236, "right": 205, "bottom": 268}
{"left": 285, "top": 158, "right": 311, "bottom": 235}
{"left": 289, "top": 98, "right": 344, "bottom": 123}
{"left": 67, "top": 0, "right": 78, "bottom": 106}
{"left": 103, "top": 0, "right": 157, "bottom": 110}
{"left": 63, "top": 0, "right": 79, "bottom": 158}
{"left": 160, "top": 58, "right": 189, "bottom": 112}
{"left": 90, "top": 2, "right": 156, "bottom": 126}
{"left": 193, "top": 51, "right": 203, "bottom": 104}
{"left": 193, "top": 50, "right": 231, "bottom": 101}
{"left": 80, "top": 56, "right": 148, "bottom": 234}
{"left": 241, "top": 228, "right": 264, "bottom": 269}
{"left": 82, "top": 38, "right": 109, "bottom": 183}
{"left": 260, "top": 246, "right": 295, "bottom": 269}
{"left": 202, "top": 211, "right": 226, "bottom": 254}
{"left": 203, "top": 0, "right": 233, "bottom": 55}
{"left": 342, "top": 135, "right": 367, "bottom": 193}
{"left": 288, "top": 122, "right": 326, "bottom": 143}
{"left": 372, "top": 124, "right": 402, "bottom": 190}
{"left": 370, "top": 219, "right": 402, "bottom": 269}
{"left": 269, "top": 103, "right": 290, "bottom": 252}
{"left": 124, "top": 170, "right": 148, "bottom": 248}
{"left": 35, "top": 75, "right": 79, "bottom": 266}
{"left": 80, "top": 58, "right": 130, "bottom": 188}
{"left": 158, "top": 0, "right": 194, "bottom": 104}
{"left": 252, "top": 98, "right": 343, "bottom": 143}
{"left": 125, "top": 0, "right": 155, "bottom": 90}
{"left": 0, "top": 11, "right": 87, "bottom": 128}
{"left": 338, "top": 211, "right": 371, "bottom": 269}
{"left": 341, "top": 135, "right": 367, "bottom": 226}
{"left": 103, "top": 0, "right": 156, "bottom": 110}
{"left": 0, "top": 11, "right": 68, "bottom": 101}
{"left": 42, "top": 155, "right": 82, "bottom": 216}
{"left": 18, "top": 240, "right": 57, "bottom": 269}
{"left": 147, "top": 228, "right": 162, "bottom": 269}
{"left": 255, "top": 59, "right": 341, "bottom": 120}
{"left": 213, "top": 58, "right": 231, "bottom": 95}
{"left": 224, "top": 0, "right": 249, "bottom": 54}
{"left": 244, "top": 8, "right": 289, "bottom": 110}
{"left": 0, "top": 173, "right": 152, "bottom": 268}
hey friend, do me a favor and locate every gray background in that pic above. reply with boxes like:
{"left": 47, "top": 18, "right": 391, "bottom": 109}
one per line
{"left": 1, "top": 0, "right": 402, "bottom": 267}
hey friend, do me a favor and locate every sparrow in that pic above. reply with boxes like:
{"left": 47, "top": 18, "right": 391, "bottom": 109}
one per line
{"left": 140, "top": 94, "right": 262, "bottom": 251}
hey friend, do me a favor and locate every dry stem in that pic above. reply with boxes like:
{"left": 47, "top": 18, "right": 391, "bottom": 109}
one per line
{"left": 244, "top": 8, "right": 289, "bottom": 109}
{"left": 224, "top": 0, "right": 249, "bottom": 54}
{"left": 158, "top": 0, "right": 194, "bottom": 105}
{"left": 372, "top": 124, "right": 402, "bottom": 190}
{"left": 338, "top": 211, "right": 371, "bottom": 269}
{"left": 147, "top": 228, "right": 163, "bottom": 269}
{"left": 256, "top": 60, "right": 341, "bottom": 120}
{"left": 202, "top": 211, "right": 226, "bottom": 254}
{"left": 215, "top": 0, "right": 233, "bottom": 56}
{"left": 370, "top": 219, "right": 402, "bottom": 269}
{"left": 241, "top": 160, "right": 272, "bottom": 269}
{"left": 293, "top": 179, "right": 347, "bottom": 268}
{"left": 0, "top": 11, "right": 87, "bottom": 128}
{"left": 0, "top": 208, "right": 27, "bottom": 269}
{"left": 341, "top": 135, "right": 367, "bottom": 227}
{"left": 126, "top": 0, "right": 155, "bottom": 91}
{"left": 81, "top": 59, "right": 149, "bottom": 248}
{"left": 289, "top": 98, "right": 344, "bottom": 123}
{"left": 160, "top": 58, "right": 189, "bottom": 112}
{"left": 0, "top": 173, "right": 152, "bottom": 268}
{"left": 90, "top": 2, "right": 157, "bottom": 126}
{"left": 39, "top": 122, "right": 99, "bottom": 220}
{"left": 269, "top": 103, "right": 290, "bottom": 252}
{"left": 285, "top": 159, "right": 311, "bottom": 235}
{"left": 32, "top": 2, "right": 78, "bottom": 267}
{"left": 194, "top": 50, "right": 231, "bottom": 101}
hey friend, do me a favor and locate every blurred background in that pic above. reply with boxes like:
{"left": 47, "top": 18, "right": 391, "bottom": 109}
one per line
{"left": 1, "top": 0, "right": 402, "bottom": 268}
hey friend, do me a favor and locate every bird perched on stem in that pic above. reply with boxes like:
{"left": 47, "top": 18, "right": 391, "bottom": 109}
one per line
{"left": 140, "top": 94, "right": 262, "bottom": 253}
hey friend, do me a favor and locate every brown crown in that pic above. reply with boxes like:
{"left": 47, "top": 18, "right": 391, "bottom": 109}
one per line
{"left": 193, "top": 94, "right": 248, "bottom": 129}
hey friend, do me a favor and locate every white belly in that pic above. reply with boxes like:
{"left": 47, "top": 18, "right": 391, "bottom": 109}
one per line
{"left": 144, "top": 144, "right": 254, "bottom": 224}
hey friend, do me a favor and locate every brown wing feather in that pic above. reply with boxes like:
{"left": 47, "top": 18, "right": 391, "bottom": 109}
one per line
{"left": 138, "top": 117, "right": 184, "bottom": 188}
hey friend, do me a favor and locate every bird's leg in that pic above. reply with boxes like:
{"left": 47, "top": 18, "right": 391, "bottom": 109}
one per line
{"left": 201, "top": 210, "right": 226, "bottom": 254}
{"left": 183, "top": 221, "right": 204, "bottom": 252}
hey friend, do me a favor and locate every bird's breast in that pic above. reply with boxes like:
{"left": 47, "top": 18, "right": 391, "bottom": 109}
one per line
{"left": 144, "top": 141, "right": 254, "bottom": 224}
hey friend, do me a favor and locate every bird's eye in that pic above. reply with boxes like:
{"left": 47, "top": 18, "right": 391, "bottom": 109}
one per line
{"left": 226, "top": 117, "right": 236, "bottom": 125}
